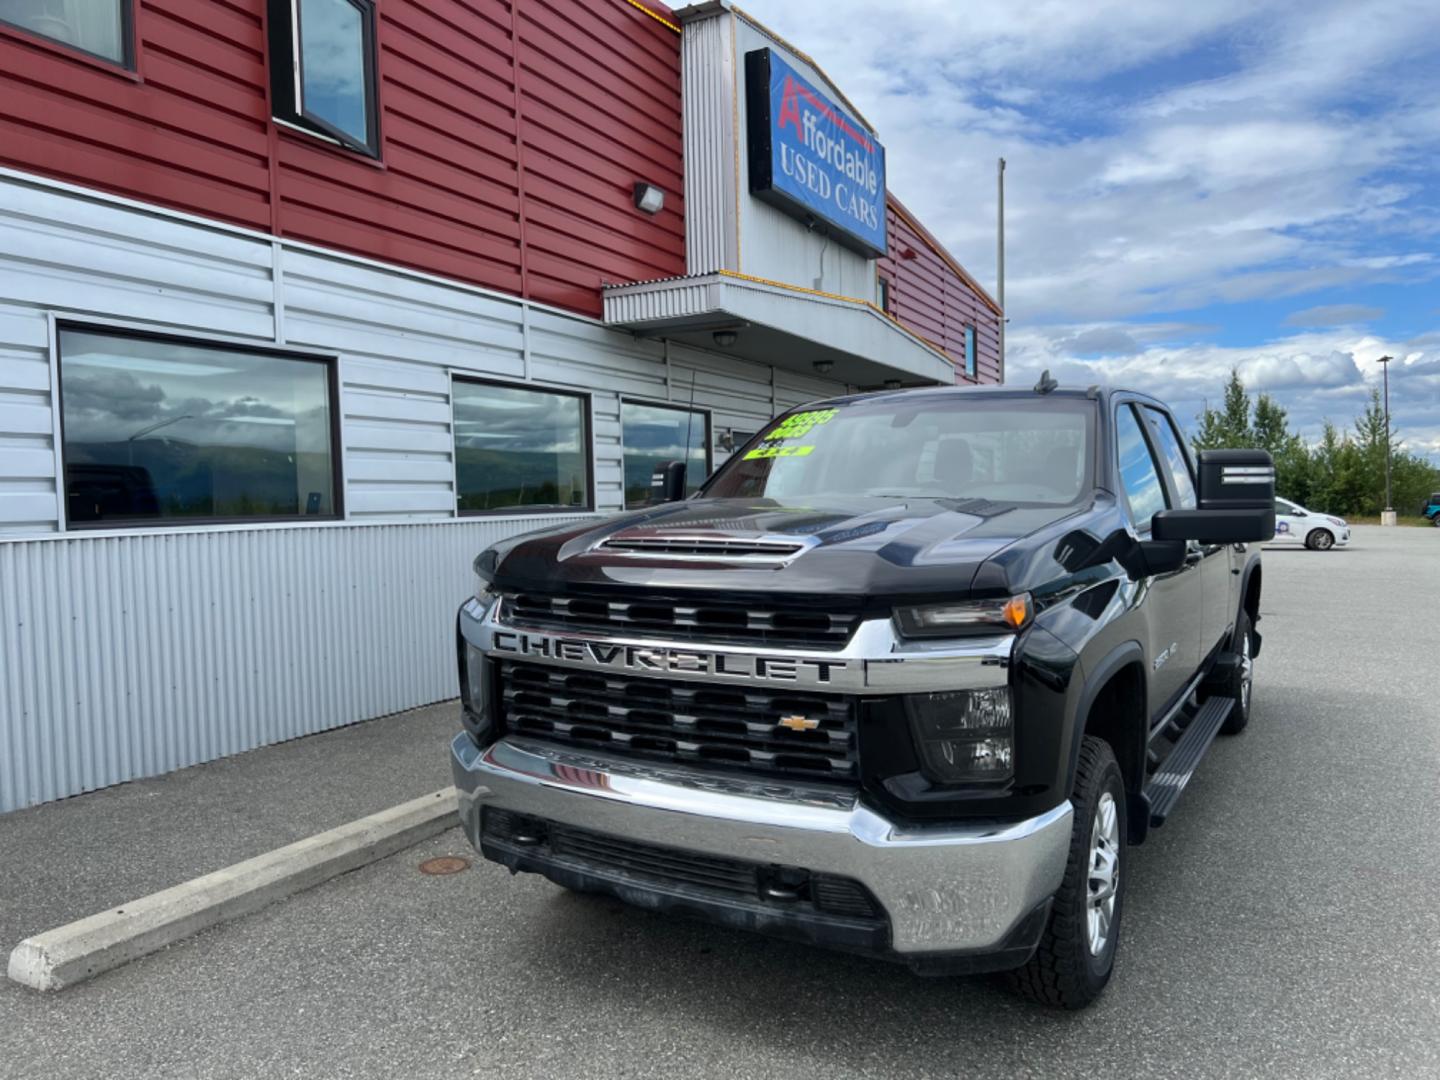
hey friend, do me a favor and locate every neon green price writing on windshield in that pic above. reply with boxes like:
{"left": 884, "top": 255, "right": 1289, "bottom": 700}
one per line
{"left": 767, "top": 408, "right": 837, "bottom": 440}
{"left": 744, "top": 444, "right": 817, "bottom": 460}
{"left": 741, "top": 408, "right": 837, "bottom": 459}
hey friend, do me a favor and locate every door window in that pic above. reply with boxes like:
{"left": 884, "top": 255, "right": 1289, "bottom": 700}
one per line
{"left": 1142, "top": 407, "right": 1197, "bottom": 510}
{"left": 1115, "top": 405, "right": 1168, "bottom": 531}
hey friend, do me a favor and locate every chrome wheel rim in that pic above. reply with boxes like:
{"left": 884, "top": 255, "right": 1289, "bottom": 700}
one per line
{"left": 1086, "top": 791, "right": 1120, "bottom": 956}
{"left": 1315, "top": 532, "right": 1332, "bottom": 549}
{"left": 1240, "top": 628, "right": 1253, "bottom": 712}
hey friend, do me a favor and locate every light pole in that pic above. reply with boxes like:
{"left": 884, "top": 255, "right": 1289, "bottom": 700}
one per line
{"left": 1377, "top": 355, "right": 1394, "bottom": 526}
{"left": 127, "top": 414, "right": 193, "bottom": 466}
{"left": 997, "top": 157, "right": 1006, "bottom": 381}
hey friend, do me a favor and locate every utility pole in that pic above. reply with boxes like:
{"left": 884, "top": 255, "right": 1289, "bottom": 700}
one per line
{"left": 1378, "top": 355, "right": 1395, "bottom": 525}
{"left": 997, "top": 157, "right": 1006, "bottom": 382}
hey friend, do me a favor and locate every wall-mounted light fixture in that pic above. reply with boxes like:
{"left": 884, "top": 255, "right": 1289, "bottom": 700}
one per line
{"left": 633, "top": 182, "right": 665, "bottom": 215}
{"left": 813, "top": 360, "right": 834, "bottom": 374}
{"left": 712, "top": 330, "right": 738, "bottom": 348}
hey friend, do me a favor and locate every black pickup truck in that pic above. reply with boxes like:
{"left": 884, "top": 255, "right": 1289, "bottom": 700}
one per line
{"left": 451, "top": 381, "right": 1275, "bottom": 1008}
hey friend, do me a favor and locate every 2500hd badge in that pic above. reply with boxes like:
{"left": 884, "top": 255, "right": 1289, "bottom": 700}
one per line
{"left": 452, "top": 381, "right": 1276, "bottom": 1009}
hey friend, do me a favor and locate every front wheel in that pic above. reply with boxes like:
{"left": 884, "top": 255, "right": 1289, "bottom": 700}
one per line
{"left": 1006, "top": 736, "right": 1127, "bottom": 1010}
{"left": 1305, "top": 528, "right": 1335, "bottom": 550}
{"left": 1432, "top": 515, "right": 1440, "bottom": 528}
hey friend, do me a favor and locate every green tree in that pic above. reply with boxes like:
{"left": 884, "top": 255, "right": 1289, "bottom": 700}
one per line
{"left": 1190, "top": 371, "right": 1440, "bottom": 518}
{"left": 1252, "top": 392, "right": 1310, "bottom": 505}
{"left": 1193, "top": 369, "right": 1252, "bottom": 450}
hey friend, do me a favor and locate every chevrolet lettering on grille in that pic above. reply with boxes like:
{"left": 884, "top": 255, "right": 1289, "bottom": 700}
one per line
{"left": 491, "top": 630, "right": 850, "bottom": 687}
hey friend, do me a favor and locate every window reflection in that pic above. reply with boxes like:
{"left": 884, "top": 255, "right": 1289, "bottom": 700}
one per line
{"left": 60, "top": 331, "right": 337, "bottom": 525}
{"left": 1, "top": 0, "right": 127, "bottom": 65}
{"left": 1116, "top": 405, "right": 1168, "bottom": 529}
{"left": 622, "top": 402, "right": 708, "bottom": 509}
{"left": 298, "top": 0, "right": 369, "bottom": 146}
{"left": 453, "top": 380, "right": 588, "bottom": 513}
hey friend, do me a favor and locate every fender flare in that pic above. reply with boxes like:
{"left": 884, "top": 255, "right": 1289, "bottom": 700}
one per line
{"left": 1236, "top": 556, "right": 1263, "bottom": 656}
{"left": 1068, "top": 639, "right": 1150, "bottom": 843}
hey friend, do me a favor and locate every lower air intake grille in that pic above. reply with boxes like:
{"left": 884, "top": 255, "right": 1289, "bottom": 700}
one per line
{"left": 497, "top": 661, "right": 858, "bottom": 780}
{"left": 483, "top": 810, "right": 881, "bottom": 921}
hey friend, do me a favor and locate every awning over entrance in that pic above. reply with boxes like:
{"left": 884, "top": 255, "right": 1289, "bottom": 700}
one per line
{"left": 602, "top": 271, "right": 957, "bottom": 389}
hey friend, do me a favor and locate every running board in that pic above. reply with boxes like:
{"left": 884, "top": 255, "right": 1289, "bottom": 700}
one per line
{"left": 1142, "top": 696, "right": 1233, "bottom": 827}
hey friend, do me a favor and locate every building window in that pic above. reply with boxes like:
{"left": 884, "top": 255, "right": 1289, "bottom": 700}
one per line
{"left": 0, "top": 0, "right": 133, "bottom": 67}
{"left": 964, "top": 325, "right": 977, "bottom": 379}
{"left": 453, "top": 379, "right": 591, "bottom": 514}
{"left": 267, "top": 0, "right": 379, "bottom": 156}
{"left": 878, "top": 276, "right": 891, "bottom": 315}
{"left": 59, "top": 329, "right": 340, "bottom": 527}
{"left": 621, "top": 401, "right": 709, "bottom": 509}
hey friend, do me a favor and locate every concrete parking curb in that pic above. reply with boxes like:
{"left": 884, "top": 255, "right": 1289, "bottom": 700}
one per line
{"left": 7, "top": 787, "right": 459, "bottom": 992}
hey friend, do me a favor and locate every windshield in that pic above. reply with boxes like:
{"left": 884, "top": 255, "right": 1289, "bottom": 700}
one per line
{"left": 703, "top": 396, "right": 1094, "bottom": 505}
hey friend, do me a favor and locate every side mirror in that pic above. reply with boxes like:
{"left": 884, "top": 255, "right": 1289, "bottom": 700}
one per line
{"left": 649, "top": 460, "right": 687, "bottom": 504}
{"left": 1073, "top": 528, "right": 1186, "bottom": 580}
{"left": 1152, "top": 449, "right": 1275, "bottom": 544}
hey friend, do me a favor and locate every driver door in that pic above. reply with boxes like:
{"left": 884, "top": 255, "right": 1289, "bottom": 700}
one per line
{"left": 1114, "top": 403, "right": 1202, "bottom": 724}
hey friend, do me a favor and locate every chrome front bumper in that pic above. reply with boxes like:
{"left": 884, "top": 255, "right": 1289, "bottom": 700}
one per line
{"left": 451, "top": 733, "right": 1071, "bottom": 956}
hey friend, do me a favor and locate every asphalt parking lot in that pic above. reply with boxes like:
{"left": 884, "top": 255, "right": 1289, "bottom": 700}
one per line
{"left": 3, "top": 525, "right": 1438, "bottom": 1079}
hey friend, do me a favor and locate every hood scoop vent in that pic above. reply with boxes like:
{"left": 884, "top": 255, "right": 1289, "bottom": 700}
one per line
{"left": 596, "top": 534, "right": 813, "bottom": 565}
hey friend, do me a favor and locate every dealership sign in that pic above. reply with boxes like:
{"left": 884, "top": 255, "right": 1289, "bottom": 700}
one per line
{"left": 745, "top": 48, "right": 887, "bottom": 258}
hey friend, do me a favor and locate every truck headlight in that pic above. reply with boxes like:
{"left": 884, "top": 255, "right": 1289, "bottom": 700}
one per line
{"left": 894, "top": 595, "right": 1031, "bottom": 638}
{"left": 905, "top": 688, "right": 1013, "bottom": 784}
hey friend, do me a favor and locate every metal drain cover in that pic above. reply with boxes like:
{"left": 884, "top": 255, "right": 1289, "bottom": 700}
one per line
{"left": 418, "top": 856, "right": 471, "bottom": 876}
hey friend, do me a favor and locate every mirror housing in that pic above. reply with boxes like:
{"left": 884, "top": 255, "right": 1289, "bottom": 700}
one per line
{"left": 1073, "top": 528, "right": 1186, "bottom": 580}
{"left": 1151, "top": 449, "right": 1275, "bottom": 543}
{"left": 649, "top": 460, "right": 688, "bottom": 504}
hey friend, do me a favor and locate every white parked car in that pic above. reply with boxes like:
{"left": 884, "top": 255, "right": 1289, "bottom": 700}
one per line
{"left": 1271, "top": 498, "right": 1350, "bottom": 550}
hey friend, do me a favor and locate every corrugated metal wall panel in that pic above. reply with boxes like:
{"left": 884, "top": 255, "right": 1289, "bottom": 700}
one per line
{"left": 0, "top": 182, "right": 276, "bottom": 340}
{"left": 681, "top": 7, "right": 734, "bottom": 274}
{"left": 515, "top": 0, "right": 685, "bottom": 315}
{"left": 0, "top": 1, "right": 273, "bottom": 229}
{"left": 0, "top": 517, "right": 593, "bottom": 812}
{"left": 0, "top": 137, "right": 859, "bottom": 811}
{"left": 878, "top": 200, "right": 1003, "bottom": 385}
{"left": 0, "top": 300, "right": 55, "bottom": 538}
{"left": 0, "top": 0, "right": 685, "bottom": 324}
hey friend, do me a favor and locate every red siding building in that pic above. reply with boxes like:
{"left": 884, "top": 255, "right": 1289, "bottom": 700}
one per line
{"left": 0, "top": 0, "right": 1002, "bottom": 810}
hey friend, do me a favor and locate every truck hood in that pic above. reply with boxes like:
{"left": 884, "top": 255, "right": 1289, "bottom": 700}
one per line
{"left": 485, "top": 496, "right": 1099, "bottom": 605}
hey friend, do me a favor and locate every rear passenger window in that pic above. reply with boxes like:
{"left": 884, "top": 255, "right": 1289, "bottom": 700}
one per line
{"left": 1116, "top": 405, "right": 1168, "bottom": 530}
{"left": 1143, "top": 407, "right": 1197, "bottom": 510}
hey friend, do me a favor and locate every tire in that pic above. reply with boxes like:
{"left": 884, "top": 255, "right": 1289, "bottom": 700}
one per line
{"left": 1305, "top": 528, "right": 1334, "bottom": 550}
{"left": 1006, "top": 736, "right": 1127, "bottom": 1010}
{"left": 1433, "top": 515, "right": 1440, "bottom": 528}
{"left": 1219, "top": 610, "right": 1253, "bottom": 735}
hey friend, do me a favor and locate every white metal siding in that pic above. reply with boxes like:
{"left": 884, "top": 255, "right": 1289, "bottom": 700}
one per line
{"left": 0, "top": 518, "right": 591, "bottom": 812}
{"left": 0, "top": 300, "right": 57, "bottom": 534}
{"left": 0, "top": 170, "right": 852, "bottom": 811}
{"left": 681, "top": 9, "right": 738, "bottom": 275}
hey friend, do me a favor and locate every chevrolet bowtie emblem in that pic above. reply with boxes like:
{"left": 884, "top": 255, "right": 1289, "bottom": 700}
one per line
{"left": 777, "top": 715, "right": 820, "bottom": 732}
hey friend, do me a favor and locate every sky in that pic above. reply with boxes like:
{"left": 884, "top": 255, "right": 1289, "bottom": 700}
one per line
{"left": 749, "top": 0, "right": 1440, "bottom": 460}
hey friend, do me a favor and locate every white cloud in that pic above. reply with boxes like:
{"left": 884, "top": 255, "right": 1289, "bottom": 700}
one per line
{"left": 747, "top": 0, "right": 1440, "bottom": 323}
{"left": 1006, "top": 324, "right": 1440, "bottom": 459}
{"left": 745, "top": 0, "right": 1440, "bottom": 458}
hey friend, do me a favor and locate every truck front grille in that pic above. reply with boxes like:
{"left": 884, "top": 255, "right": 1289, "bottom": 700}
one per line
{"left": 505, "top": 592, "right": 859, "bottom": 650}
{"left": 497, "top": 660, "right": 858, "bottom": 781}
